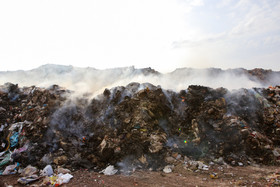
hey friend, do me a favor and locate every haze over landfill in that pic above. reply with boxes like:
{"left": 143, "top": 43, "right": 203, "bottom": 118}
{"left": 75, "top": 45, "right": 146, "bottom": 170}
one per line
{"left": 1, "top": 0, "right": 280, "bottom": 186}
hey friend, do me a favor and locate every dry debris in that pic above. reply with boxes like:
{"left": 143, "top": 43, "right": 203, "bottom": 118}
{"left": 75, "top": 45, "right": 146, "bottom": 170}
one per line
{"left": 0, "top": 82, "right": 280, "bottom": 185}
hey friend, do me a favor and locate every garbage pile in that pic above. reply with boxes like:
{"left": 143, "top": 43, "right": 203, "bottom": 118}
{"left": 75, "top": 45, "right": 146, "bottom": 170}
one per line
{"left": 1, "top": 82, "right": 280, "bottom": 180}
{"left": 247, "top": 68, "right": 274, "bottom": 81}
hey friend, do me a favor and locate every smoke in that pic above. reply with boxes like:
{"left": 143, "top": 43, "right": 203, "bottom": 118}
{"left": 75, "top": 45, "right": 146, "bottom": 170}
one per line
{"left": 44, "top": 98, "right": 91, "bottom": 152}
{"left": 0, "top": 65, "right": 278, "bottom": 98}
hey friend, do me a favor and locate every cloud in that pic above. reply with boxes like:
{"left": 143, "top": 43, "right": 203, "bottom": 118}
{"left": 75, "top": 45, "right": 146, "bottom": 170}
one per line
{"left": 216, "top": 0, "right": 234, "bottom": 8}
{"left": 172, "top": 0, "right": 280, "bottom": 70}
{"left": 0, "top": 0, "right": 207, "bottom": 73}
{"left": 0, "top": 0, "right": 279, "bottom": 72}
{"left": 172, "top": 32, "right": 227, "bottom": 48}
{"left": 229, "top": 1, "right": 280, "bottom": 36}
{"left": 175, "top": 0, "right": 280, "bottom": 45}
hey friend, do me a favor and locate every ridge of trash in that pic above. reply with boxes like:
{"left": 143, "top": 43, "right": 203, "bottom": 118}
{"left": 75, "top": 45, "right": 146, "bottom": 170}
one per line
{"left": 0, "top": 82, "right": 280, "bottom": 184}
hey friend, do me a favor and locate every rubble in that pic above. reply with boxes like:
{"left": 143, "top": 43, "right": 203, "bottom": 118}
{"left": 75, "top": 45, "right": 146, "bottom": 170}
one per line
{"left": 0, "top": 82, "right": 280, "bottom": 184}
{"left": 266, "top": 172, "right": 280, "bottom": 185}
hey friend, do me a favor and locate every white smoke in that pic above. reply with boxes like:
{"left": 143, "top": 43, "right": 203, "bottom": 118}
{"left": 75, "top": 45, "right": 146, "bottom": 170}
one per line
{"left": 0, "top": 64, "right": 278, "bottom": 96}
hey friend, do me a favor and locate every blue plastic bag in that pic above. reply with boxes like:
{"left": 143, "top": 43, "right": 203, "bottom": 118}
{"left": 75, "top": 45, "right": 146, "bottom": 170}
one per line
{"left": 10, "top": 132, "right": 19, "bottom": 148}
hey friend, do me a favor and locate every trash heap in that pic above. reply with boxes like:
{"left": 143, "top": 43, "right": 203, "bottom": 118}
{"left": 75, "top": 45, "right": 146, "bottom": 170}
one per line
{"left": 1, "top": 82, "right": 280, "bottom": 179}
{"left": 0, "top": 83, "right": 75, "bottom": 184}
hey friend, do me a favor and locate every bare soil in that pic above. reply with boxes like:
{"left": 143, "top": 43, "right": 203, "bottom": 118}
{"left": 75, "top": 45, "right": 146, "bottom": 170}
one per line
{"left": 0, "top": 165, "right": 279, "bottom": 187}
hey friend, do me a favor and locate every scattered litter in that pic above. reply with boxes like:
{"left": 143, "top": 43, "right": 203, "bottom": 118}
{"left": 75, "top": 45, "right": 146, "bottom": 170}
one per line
{"left": 41, "top": 165, "right": 53, "bottom": 176}
{"left": 0, "top": 124, "right": 4, "bottom": 132}
{"left": 56, "top": 173, "right": 73, "bottom": 185}
{"left": 2, "top": 162, "right": 19, "bottom": 175}
{"left": 266, "top": 172, "right": 280, "bottom": 185}
{"left": 10, "top": 132, "right": 19, "bottom": 148}
{"left": 21, "top": 165, "right": 38, "bottom": 177}
{"left": 197, "top": 161, "right": 209, "bottom": 171}
{"left": 238, "top": 162, "right": 244, "bottom": 166}
{"left": 0, "top": 152, "right": 11, "bottom": 167}
{"left": 57, "top": 167, "right": 71, "bottom": 174}
{"left": 18, "top": 174, "right": 40, "bottom": 184}
{"left": 210, "top": 172, "right": 218, "bottom": 179}
{"left": 102, "top": 165, "right": 118, "bottom": 176}
{"left": 163, "top": 165, "right": 174, "bottom": 174}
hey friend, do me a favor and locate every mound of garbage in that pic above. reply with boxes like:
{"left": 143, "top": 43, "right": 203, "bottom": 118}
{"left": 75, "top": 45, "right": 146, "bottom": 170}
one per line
{"left": 0, "top": 82, "right": 280, "bottom": 178}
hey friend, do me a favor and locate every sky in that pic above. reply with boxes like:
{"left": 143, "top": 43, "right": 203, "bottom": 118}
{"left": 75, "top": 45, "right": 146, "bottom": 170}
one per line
{"left": 0, "top": 0, "right": 279, "bottom": 72}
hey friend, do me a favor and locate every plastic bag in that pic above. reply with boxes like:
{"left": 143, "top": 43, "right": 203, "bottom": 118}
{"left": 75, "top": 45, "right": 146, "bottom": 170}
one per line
{"left": 56, "top": 173, "right": 73, "bottom": 185}
{"left": 42, "top": 165, "right": 53, "bottom": 176}
{"left": 102, "top": 165, "right": 118, "bottom": 175}
{"left": 10, "top": 132, "right": 19, "bottom": 148}
{"left": 0, "top": 152, "right": 11, "bottom": 167}
{"left": 21, "top": 165, "right": 38, "bottom": 177}
{"left": 2, "top": 162, "right": 19, "bottom": 175}
{"left": 163, "top": 165, "right": 173, "bottom": 173}
{"left": 18, "top": 174, "right": 39, "bottom": 184}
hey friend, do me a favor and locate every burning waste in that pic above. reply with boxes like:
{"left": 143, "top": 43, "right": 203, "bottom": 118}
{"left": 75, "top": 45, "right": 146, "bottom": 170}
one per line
{"left": 0, "top": 78, "right": 280, "bottom": 185}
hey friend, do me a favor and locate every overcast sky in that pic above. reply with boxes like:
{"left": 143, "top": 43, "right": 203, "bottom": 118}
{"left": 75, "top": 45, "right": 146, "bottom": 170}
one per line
{"left": 0, "top": 0, "right": 279, "bottom": 72}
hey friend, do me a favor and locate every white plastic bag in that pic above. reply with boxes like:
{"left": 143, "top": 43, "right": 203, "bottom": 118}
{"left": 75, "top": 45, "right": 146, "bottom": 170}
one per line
{"left": 41, "top": 165, "right": 53, "bottom": 176}
{"left": 102, "top": 165, "right": 118, "bottom": 175}
{"left": 2, "top": 162, "right": 19, "bottom": 175}
{"left": 163, "top": 165, "right": 174, "bottom": 173}
{"left": 57, "top": 173, "right": 73, "bottom": 185}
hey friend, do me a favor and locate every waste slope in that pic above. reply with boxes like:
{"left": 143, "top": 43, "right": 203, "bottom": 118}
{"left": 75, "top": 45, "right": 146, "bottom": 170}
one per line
{"left": 0, "top": 82, "right": 280, "bottom": 173}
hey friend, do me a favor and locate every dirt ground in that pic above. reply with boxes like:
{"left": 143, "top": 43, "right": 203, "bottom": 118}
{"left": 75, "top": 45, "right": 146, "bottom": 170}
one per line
{"left": 0, "top": 165, "right": 279, "bottom": 187}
